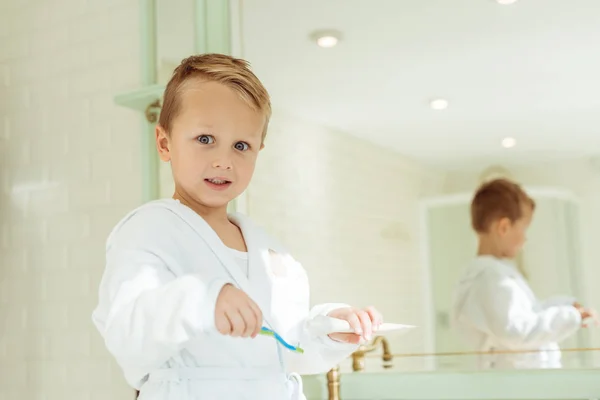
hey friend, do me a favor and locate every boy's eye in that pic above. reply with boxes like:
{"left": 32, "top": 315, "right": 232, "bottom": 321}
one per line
{"left": 234, "top": 142, "right": 249, "bottom": 151}
{"left": 197, "top": 135, "right": 214, "bottom": 144}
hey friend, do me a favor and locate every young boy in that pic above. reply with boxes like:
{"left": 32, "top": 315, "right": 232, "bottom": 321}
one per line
{"left": 92, "top": 54, "right": 383, "bottom": 399}
{"left": 451, "top": 178, "right": 596, "bottom": 369}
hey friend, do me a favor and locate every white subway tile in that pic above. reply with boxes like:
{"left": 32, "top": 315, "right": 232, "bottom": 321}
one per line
{"left": 48, "top": 157, "right": 92, "bottom": 183}
{"left": 0, "top": 220, "right": 8, "bottom": 250}
{"left": 90, "top": 387, "right": 133, "bottom": 400}
{"left": 25, "top": 184, "right": 70, "bottom": 217}
{"left": 29, "top": 25, "right": 70, "bottom": 55}
{"left": 0, "top": 63, "right": 8, "bottom": 87}
{"left": 47, "top": 332, "right": 93, "bottom": 360}
{"left": 0, "top": 304, "right": 27, "bottom": 330}
{"left": 26, "top": 245, "right": 69, "bottom": 271}
{"left": 0, "top": 85, "right": 30, "bottom": 111}
{"left": 1, "top": 249, "right": 27, "bottom": 275}
{"left": 0, "top": 360, "right": 27, "bottom": 388}
{"left": 27, "top": 361, "right": 68, "bottom": 388}
{"left": 29, "top": 79, "right": 70, "bottom": 110}
{"left": 9, "top": 219, "right": 47, "bottom": 247}
{"left": 3, "top": 333, "right": 47, "bottom": 360}
{"left": 6, "top": 109, "right": 45, "bottom": 140}
{"left": 68, "top": 240, "right": 104, "bottom": 271}
{"left": 68, "top": 181, "right": 111, "bottom": 211}
{"left": 43, "top": 270, "right": 93, "bottom": 301}
{"left": 4, "top": 57, "right": 46, "bottom": 85}
{"left": 0, "top": 35, "right": 29, "bottom": 61}
{"left": 44, "top": 212, "right": 90, "bottom": 244}
{"left": 67, "top": 359, "right": 115, "bottom": 388}
{"left": 69, "top": 67, "right": 112, "bottom": 96}
{"left": 25, "top": 302, "right": 69, "bottom": 331}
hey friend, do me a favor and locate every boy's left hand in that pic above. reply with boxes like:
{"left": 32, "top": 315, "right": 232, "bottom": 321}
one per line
{"left": 326, "top": 306, "right": 383, "bottom": 344}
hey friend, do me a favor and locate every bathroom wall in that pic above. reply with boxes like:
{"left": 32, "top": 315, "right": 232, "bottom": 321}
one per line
{"left": 0, "top": 0, "right": 143, "bottom": 399}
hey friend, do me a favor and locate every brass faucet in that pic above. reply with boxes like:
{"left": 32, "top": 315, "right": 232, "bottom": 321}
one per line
{"left": 326, "top": 366, "right": 341, "bottom": 400}
{"left": 351, "top": 335, "right": 393, "bottom": 372}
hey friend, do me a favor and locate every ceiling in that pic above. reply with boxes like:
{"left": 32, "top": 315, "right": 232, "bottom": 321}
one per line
{"left": 240, "top": 0, "right": 600, "bottom": 168}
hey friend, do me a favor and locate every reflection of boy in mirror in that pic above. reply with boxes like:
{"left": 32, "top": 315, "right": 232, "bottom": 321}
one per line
{"left": 451, "top": 178, "right": 598, "bottom": 369}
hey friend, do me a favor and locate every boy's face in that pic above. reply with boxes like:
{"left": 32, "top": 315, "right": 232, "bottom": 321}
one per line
{"left": 496, "top": 205, "right": 533, "bottom": 258}
{"left": 156, "top": 79, "right": 265, "bottom": 209}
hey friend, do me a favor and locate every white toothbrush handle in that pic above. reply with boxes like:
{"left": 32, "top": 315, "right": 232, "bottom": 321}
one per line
{"left": 306, "top": 315, "right": 352, "bottom": 335}
{"left": 307, "top": 315, "right": 417, "bottom": 335}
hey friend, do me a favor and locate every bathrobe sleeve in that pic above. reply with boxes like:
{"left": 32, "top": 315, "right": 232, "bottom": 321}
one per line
{"left": 284, "top": 302, "right": 361, "bottom": 375}
{"left": 273, "top": 256, "right": 359, "bottom": 374}
{"left": 91, "top": 208, "right": 232, "bottom": 374}
{"left": 468, "top": 269, "right": 581, "bottom": 350}
{"left": 539, "top": 295, "right": 578, "bottom": 309}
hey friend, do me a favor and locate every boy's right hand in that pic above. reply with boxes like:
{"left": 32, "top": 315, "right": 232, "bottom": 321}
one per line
{"left": 215, "top": 284, "right": 263, "bottom": 338}
{"left": 574, "top": 302, "right": 599, "bottom": 327}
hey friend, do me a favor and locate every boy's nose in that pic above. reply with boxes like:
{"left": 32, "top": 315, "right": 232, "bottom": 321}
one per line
{"left": 212, "top": 159, "right": 232, "bottom": 170}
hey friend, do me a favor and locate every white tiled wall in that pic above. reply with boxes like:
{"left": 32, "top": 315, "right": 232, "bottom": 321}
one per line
{"left": 249, "top": 112, "right": 445, "bottom": 365}
{"left": 0, "top": 1, "right": 142, "bottom": 399}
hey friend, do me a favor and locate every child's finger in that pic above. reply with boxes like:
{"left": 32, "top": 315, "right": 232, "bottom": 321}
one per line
{"left": 365, "top": 306, "right": 383, "bottom": 328}
{"left": 226, "top": 309, "right": 246, "bottom": 337}
{"left": 248, "top": 300, "right": 263, "bottom": 337}
{"left": 239, "top": 305, "right": 258, "bottom": 338}
{"left": 345, "top": 313, "right": 362, "bottom": 335}
{"left": 356, "top": 309, "right": 373, "bottom": 340}
{"left": 215, "top": 313, "right": 232, "bottom": 335}
{"left": 328, "top": 332, "right": 363, "bottom": 344}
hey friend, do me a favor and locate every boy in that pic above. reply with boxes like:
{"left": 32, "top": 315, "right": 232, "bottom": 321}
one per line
{"left": 92, "top": 54, "right": 383, "bottom": 399}
{"left": 451, "top": 178, "right": 596, "bottom": 369}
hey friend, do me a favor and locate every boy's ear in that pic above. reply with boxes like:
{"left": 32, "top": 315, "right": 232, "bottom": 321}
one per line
{"left": 260, "top": 142, "right": 265, "bottom": 150}
{"left": 497, "top": 217, "right": 511, "bottom": 236}
{"left": 156, "top": 124, "right": 171, "bottom": 162}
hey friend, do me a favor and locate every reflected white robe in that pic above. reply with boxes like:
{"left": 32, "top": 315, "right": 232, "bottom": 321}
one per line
{"left": 92, "top": 199, "right": 358, "bottom": 399}
{"left": 451, "top": 255, "right": 582, "bottom": 369}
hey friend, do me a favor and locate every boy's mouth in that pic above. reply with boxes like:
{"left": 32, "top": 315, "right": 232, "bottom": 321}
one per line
{"left": 205, "top": 178, "right": 231, "bottom": 185}
{"left": 204, "top": 178, "right": 232, "bottom": 190}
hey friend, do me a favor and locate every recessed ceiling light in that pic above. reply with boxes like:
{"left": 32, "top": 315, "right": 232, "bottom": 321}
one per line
{"left": 310, "top": 30, "right": 342, "bottom": 48}
{"left": 501, "top": 137, "right": 516, "bottom": 148}
{"left": 430, "top": 99, "right": 449, "bottom": 110}
{"left": 317, "top": 35, "right": 338, "bottom": 48}
{"left": 496, "top": 0, "right": 517, "bottom": 4}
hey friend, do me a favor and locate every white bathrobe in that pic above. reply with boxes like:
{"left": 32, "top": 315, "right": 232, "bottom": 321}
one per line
{"left": 451, "top": 255, "right": 581, "bottom": 369}
{"left": 92, "top": 199, "right": 358, "bottom": 399}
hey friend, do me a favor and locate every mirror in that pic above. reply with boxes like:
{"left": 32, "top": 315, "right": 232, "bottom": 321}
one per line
{"left": 153, "top": 0, "right": 600, "bottom": 373}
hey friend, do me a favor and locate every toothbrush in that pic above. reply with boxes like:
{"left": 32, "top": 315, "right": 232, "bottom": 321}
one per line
{"left": 259, "top": 326, "right": 304, "bottom": 354}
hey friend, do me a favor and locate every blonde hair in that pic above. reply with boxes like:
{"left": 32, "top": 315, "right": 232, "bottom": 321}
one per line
{"left": 158, "top": 53, "right": 272, "bottom": 141}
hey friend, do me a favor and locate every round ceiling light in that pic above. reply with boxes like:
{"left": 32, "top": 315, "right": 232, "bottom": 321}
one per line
{"left": 310, "top": 30, "right": 342, "bottom": 48}
{"left": 501, "top": 137, "right": 516, "bottom": 148}
{"left": 496, "top": 0, "right": 517, "bottom": 4}
{"left": 317, "top": 35, "right": 338, "bottom": 48}
{"left": 430, "top": 99, "right": 449, "bottom": 110}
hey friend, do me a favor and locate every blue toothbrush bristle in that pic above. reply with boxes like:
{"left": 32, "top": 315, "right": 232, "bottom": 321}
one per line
{"left": 260, "top": 327, "right": 304, "bottom": 353}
